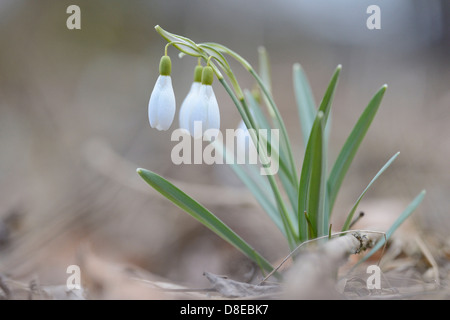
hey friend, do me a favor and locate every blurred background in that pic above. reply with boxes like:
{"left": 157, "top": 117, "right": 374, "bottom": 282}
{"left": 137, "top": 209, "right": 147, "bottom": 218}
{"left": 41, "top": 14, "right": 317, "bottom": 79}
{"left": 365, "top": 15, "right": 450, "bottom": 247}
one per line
{"left": 0, "top": 0, "right": 449, "bottom": 297}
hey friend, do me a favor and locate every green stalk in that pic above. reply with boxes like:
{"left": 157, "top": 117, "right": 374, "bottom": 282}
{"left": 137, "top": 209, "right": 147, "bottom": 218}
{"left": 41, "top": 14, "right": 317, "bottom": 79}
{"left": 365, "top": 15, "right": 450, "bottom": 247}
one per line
{"left": 246, "top": 91, "right": 298, "bottom": 216}
{"left": 219, "top": 78, "right": 298, "bottom": 248}
{"left": 245, "top": 91, "right": 297, "bottom": 194}
{"left": 250, "top": 69, "right": 298, "bottom": 187}
{"left": 203, "top": 43, "right": 298, "bottom": 187}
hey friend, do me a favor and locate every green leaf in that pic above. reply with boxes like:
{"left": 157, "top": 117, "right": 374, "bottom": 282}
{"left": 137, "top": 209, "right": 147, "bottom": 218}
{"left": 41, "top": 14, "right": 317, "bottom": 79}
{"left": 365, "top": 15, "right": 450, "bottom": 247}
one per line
{"left": 293, "top": 63, "right": 316, "bottom": 146}
{"left": 245, "top": 90, "right": 297, "bottom": 213}
{"left": 155, "top": 27, "right": 225, "bottom": 80}
{"left": 298, "top": 111, "right": 325, "bottom": 241}
{"left": 197, "top": 44, "right": 232, "bottom": 73}
{"left": 155, "top": 25, "right": 201, "bottom": 57}
{"left": 250, "top": 67, "right": 299, "bottom": 188}
{"left": 296, "top": 66, "right": 341, "bottom": 241}
{"left": 245, "top": 90, "right": 272, "bottom": 133}
{"left": 220, "top": 79, "right": 297, "bottom": 249}
{"left": 317, "top": 65, "right": 341, "bottom": 126}
{"left": 341, "top": 152, "right": 400, "bottom": 232}
{"left": 256, "top": 49, "right": 300, "bottom": 192}
{"left": 245, "top": 91, "right": 298, "bottom": 223}
{"left": 310, "top": 66, "right": 340, "bottom": 234}
{"left": 258, "top": 46, "right": 273, "bottom": 117}
{"left": 201, "top": 42, "right": 252, "bottom": 70}
{"left": 211, "top": 140, "right": 284, "bottom": 235}
{"left": 328, "top": 85, "right": 387, "bottom": 213}
{"left": 137, "top": 168, "right": 275, "bottom": 274}
{"left": 205, "top": 43, "right": 299, "bottom": 188}
{"left": 258, "top": 47, "right": 272, "bottom": 93}
{"left": 359, "top": 190, "right": 426, "bottom": 263}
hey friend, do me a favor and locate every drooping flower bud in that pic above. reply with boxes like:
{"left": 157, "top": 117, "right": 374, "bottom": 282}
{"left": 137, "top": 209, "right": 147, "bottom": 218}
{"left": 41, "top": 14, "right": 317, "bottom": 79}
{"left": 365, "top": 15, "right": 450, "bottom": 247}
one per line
{"left": 148, "top": 56, "right": 176, "bottom": 131}
{"left": 179, "top": 65, "right": 220, "bottom": 139}
{"left": 179, "top": 65, "right": 203, "bottom": 131}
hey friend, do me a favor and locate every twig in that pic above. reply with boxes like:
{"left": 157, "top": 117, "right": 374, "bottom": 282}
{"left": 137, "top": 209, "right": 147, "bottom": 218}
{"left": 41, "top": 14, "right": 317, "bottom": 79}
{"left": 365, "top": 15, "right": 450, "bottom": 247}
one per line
{"left": 259, "top": 229, "right": 385, "bottom": 285}
{"left": 414, "top": 235, "right": 440, "bottom": 287}
{"left": 0, "top": 276, "right": 11, "bottom": 299}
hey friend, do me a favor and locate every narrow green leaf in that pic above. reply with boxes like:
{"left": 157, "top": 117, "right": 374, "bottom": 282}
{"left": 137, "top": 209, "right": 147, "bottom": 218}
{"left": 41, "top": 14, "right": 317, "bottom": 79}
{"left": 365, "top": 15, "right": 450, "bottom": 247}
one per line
{"left": 359, "top": 190, "right": 426, "bottom": 263}
{"left": 293, "top": 63, "right": 316, "bottom": 146}
{"left": 341, "top": 152, "right": 400, "bottom": 232}
{"left": 250, "top": 67, "right": 299, "bottom": 189}
{"left": 320, "top": 147, "right": 329, "bottom": 238}
{"left": 306, "top": 114, "right": 325, "bottom": 237}
{"left": 297, "top": 66, "right": 341, "bottom": 241}
{"left": 258, "top": 46, "right": 272, "bottom": 93}
{"left": 279, "top": 172, "right": 299, "bottom": 219}
{"left": 245, "top": 90, "right": 298, "bottom": 213}
{"left": 245, "top": 96, "right": 292, "bottom": 187}
{"left": 155, "top": 25, "right": 201, "bottom": 57}
{"left": 258, "top": 46, "right": 273, "bottom": 118}
{"left": 205, "top": 42, "right": 299, "bottom": 188}
{"left": 137, "top": 168, "right": 275, "bottom": 273}
{"left": 201, "top": 42, "right": 252, "bottom": 70}
{"left": 211, "top": 140, "right": 284, "bottom": 235}
{"left": 312, "top": 67, "right": 340, "bottom": 234}
{"left": 154, "top": 27, "right": 225, "bottom": 80}
{"left": 328, "top": 85, "right": 387, "bottom": 213}
{"left": 245, "top": 90, "right": 272, "bottom": 133}
{"left": 304, "top": 211, "right": 316, "bottom": 239}
{"left": 298, "top": 111, "right": 325, "bottom": 241}
{"left": 318, "top": 65, "right": 341, "bottom": 126}
{"left": 198, "top": 44, "right": 232, "bottom": 73}
{"left": 218, "top": 78, "right": 298, "bottom": 248}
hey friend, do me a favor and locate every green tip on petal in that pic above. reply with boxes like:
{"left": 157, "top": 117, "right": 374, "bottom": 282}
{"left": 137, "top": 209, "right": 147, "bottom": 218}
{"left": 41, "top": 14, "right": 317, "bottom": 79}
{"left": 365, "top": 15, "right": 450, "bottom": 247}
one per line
{"left": 201, "top": 66, "right": 214, "bottom": 85}
{"left": 159, "top": 56, "right": 172, "bottom": 76}
{"left": 194, "top": 65, "right": 203, "bottom": 82}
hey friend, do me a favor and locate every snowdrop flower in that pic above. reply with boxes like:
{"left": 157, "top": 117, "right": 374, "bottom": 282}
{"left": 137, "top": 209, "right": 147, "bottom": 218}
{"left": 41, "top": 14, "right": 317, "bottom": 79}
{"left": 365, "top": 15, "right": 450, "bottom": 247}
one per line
{"left": 179, "top": 65, "right": 202, "bottom": 132}
{"left": 148, "top": 55, "right": 176, "bottom": 131}
{"left": 179, "top": 66, "right": 220, "bottom": 139}
{"left": 236, "top": 119, "right": 258, "bottom": 164}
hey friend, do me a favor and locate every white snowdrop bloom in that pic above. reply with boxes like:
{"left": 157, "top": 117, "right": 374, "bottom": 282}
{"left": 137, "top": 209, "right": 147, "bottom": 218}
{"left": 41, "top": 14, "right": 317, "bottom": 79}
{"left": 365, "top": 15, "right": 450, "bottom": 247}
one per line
{"left": 236, "top": 119, "right": 258, "bottom": 164}
{"left": 236, "top": 119, "right": 249, "bottom": 148}
{"left": 179, "top": 66, "right": 220, "bottom": 139}
{"left": 179, "top": 65, "right": 202, "bottom": 132}
{"left": 148, "top": 56, "right": 176, "bottom": 131}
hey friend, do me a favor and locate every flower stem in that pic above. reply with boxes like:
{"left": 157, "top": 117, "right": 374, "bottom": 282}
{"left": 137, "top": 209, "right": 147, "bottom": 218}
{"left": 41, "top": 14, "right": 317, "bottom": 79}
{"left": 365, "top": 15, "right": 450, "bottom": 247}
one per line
{"left": 219, "top": 77, "right": 298, "bottom": 249}
{"left": 249, "top": 68, "right": 299, "bottom": 188}
{"left": 203, "top": 43, "right": 298, "bottom": 188}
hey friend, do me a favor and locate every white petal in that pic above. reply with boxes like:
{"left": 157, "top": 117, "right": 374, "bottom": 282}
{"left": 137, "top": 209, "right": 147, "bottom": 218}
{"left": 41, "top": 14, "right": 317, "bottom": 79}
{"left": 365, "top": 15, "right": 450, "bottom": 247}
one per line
{"left": 156, "top": 76, "right": 176, "bottom": 130}
{"left": 236, "top": 119, "right": 257, "bottom": 163}
{"left": 188, "top": 102, "right": 208, "bottom": 139}
{"left": 148, "top": 75, "right": 176, "bottom": 131}
{"left": 236, "top": 120, "right": 248, "bottom": 149}
{"left": 237, "top": 119, "right": 246, "bottom": 130}
{"left": 187, "top": 85, "right": 209, "bottom": 139}
{"left": 179, "top": 82, "right": 201, "bottom": 130}
{"left": 205, "top": 85, "right": 220, "bottom": 132}
{"left": 148, "top": 76, "right": 164, "bottom": 128}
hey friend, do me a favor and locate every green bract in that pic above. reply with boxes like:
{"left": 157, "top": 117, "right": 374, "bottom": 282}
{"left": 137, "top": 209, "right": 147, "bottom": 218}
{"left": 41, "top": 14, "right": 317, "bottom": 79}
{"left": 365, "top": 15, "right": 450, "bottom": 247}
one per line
{"left": 201, "top": 66, "right": 214, "bottom": 85}
{"left": 139, "top": 26, "right": 426, "bottom": 274}
{"left": 193, "top": 65, "right": 203, "bottom": 82}
{"left": 159, "top": 55, "right": 171, "bottom": 76}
